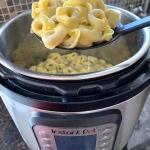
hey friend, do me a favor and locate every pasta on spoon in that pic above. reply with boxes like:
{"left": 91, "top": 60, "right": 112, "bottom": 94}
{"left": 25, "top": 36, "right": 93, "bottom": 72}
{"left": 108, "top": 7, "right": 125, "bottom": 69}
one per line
{"left": 31, "top": 0, "right": 120, "bottom": 50}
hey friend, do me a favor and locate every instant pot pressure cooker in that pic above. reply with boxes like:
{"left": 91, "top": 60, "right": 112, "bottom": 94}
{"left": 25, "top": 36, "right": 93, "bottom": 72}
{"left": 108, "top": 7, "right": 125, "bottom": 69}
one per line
{"left": 0, "top": 6, "right": 150, "bottom": 150}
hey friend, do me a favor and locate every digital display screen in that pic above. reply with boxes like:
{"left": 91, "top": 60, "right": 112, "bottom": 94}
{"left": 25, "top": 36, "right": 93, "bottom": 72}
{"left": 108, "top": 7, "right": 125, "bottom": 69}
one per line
{"left": 54, "top": 134, "right": 97, "bottom": 150}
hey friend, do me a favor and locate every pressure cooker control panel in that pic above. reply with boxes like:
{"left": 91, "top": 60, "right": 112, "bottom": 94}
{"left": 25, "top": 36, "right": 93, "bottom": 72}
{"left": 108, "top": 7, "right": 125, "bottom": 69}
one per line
{"left": 33, "top": 123, "right": 117, "bottom": 150}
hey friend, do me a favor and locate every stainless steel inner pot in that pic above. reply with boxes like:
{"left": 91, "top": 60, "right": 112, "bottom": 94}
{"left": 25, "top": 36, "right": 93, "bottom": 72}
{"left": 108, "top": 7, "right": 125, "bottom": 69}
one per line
{"left": 0, "top": 6, "right": 150, "bottom": 81}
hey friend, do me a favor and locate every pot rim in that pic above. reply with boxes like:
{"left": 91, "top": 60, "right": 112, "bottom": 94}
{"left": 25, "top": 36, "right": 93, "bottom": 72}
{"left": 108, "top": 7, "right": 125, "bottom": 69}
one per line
{"left": 0, "top": 6, "right": 150, "bottom": 81}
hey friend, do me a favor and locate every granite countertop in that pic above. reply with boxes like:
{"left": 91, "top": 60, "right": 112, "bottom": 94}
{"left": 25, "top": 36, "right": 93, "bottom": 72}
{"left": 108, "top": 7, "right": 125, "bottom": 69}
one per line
{"left": 1, "top": 95, "right": 150, "bottom": 150}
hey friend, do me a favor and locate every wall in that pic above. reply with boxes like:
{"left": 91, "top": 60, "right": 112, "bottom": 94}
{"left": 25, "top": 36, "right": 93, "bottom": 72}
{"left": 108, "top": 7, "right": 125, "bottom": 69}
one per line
{"left": 0, "top": 0, "right": 142, "bottom": 25}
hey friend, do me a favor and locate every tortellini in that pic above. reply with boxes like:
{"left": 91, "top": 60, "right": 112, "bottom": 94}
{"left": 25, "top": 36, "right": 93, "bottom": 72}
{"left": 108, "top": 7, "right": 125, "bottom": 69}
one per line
{"left": 29, "top": 52, "right": 113, "bottom": 74}
{"left": 42, "top": 23, "right": 68, "bottom": 49}
{"left": 56, "top": 6, "right": 80, "bottom": 29}
{"left": 31, "top": 14, "right": 55, "bottom": 37}
{"left": 87, "top": 0, "right": 107, "bottom": 11}
{"left": 36, "top": 0, "right": 57, "bottom": 18}
{"left": 32, "top": 2, "right": 40, "bottom": 19}
{"left": 88, "top": 9, "right": 110, "bottom": 31}
{"left": 78, "top": 25, "right": 102, "bottom": 46}
{"left": 31, "top": 0, "right": 120, "bottom": 49}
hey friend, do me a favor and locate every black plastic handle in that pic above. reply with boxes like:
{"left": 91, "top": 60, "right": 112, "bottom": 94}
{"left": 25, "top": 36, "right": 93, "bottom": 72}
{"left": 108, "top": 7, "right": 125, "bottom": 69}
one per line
{"left": 0, "top": 65, "right": 115, "bottom": 96}
{"left": 0, "top": 65, "right": 67, "bottom": 95}
{"left": 115, "top": 16, "right": 150, "bottom": 36}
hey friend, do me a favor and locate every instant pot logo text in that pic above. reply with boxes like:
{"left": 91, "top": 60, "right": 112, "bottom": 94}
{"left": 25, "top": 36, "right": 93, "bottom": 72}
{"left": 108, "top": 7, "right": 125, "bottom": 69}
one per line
{"left": 83, "top": 129, "right": 96, "bottom": 134}
{"left": 51, "top": 129, "right": 96, "bottom": 135}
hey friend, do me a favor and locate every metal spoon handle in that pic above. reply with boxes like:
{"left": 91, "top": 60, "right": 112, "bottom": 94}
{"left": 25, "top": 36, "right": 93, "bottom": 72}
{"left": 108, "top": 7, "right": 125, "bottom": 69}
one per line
{"left": 115, "top": 16, "right": 150, "bottom": 36}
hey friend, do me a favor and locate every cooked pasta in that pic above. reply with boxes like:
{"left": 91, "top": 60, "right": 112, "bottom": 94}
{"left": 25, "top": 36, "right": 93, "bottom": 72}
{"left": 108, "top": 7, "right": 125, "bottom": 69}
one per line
{"left": 56, "top": 6, "right": 80, "bottom": 29}
{"left": 36, "top": 0, "right": 58, "bottom": 18}
{"left": 88, "top": 9, "right": 110, "bottom": 31}
{"left": 60, "top": 28, "right": 80, "bottom": 48}
{"left": 37, "top": 62, "right": 45, "bottom": 67}
{"left": 99, "top": 59, "right": 106, "bottom": 65}
{"left": 106, "top": 63, "right": 113, "bottom": 68}
{"left": 31, "top": 2, "right": 40, "bottom": 19}
{"left": 44, "top": 59, "right": 57, "bottom": 70}
{"left": 63, "top": 66, "right": 74, "bottom": 74}
{"left": 78, "top": 25, "right": 102, "bottom": 47}
{"left": 87, "top": 0, "right": 107, "bottom": 11}
{"left": 31, "top": 0, "right": 120, "bottom": 49}
{"left": 42, "top": 23, "right": 68, "bottom": 49}
{"left": 99, "top": 28, "right": 114, "bottom": 42}
{"left": 75, "top": 6, "right": 87, "bottom": 24}
{"left": 64, "top": 0, "right": 87, "bottom": 7}
{"left": 31, "top": 14, "right": 55, "bottom": 37}
{"left": 80, "top": 66, "right": 94, "bottom": 73}
{"left": 48, "top": 52, "right": 61, "bottom": 63}
{"left": 13, "top": 34, "right": 131, "bottom": 72}
{"left": 29, "top": 52, "right": 114, "bottom": 74}
{"left": 56, "top": 64, "right": 66, "bottom": 73}
{"left": 76, "top": 55, "right": 88, "bottom": 63}
{"left": 60, "top": 58, "right": 69, "bottom": 66}
{"left": 70, "top": 61, "right": 82, "bottom": 71}
{"left": 48, "top": 69, "right": 57, "bottom": 74}
{"left": 67, "top": 52, "right": 78, "bottom": 61}
{"left": 87, "top": 56, "right": 98, "bottom": 63}
{"left": 105, "top": 9, "right": 120, "bottom": 29}
{"left": 36, "top": 66, "right": 47, "bottom": 73}
{"left": 29, "top": 66, "right": 37, "bottom": 71}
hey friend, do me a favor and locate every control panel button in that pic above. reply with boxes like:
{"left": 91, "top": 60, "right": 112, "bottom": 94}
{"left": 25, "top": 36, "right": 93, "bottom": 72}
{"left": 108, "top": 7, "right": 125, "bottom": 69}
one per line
{"left": 44, "top": 144, "right": 54, "bottom": 150}
{"left": 97, "top": 148, "right": 108, "bottom": 150}
{"left": 39, "top": 131, "right": 50, "bottom": 138}
{"left": 99, "top": 143, "right": 109, "bottom": 148}
{"left": 100, "top": 136, "right": 111, "bottom": 142}
{"left": 42, "top": 138, "right": 51, "bottom": 144}
{"left": 102, "top": 129, "right": 111, "bottom": 135}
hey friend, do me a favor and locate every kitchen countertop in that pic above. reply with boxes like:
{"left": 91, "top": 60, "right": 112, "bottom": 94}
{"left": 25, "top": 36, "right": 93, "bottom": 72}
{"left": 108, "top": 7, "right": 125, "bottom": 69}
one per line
{"left": 1, "top": 94, "right": 150, "bottom": 150}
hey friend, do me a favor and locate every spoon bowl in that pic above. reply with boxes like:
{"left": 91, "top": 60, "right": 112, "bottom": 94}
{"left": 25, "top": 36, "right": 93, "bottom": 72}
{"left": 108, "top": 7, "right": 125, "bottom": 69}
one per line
{"left": 34, "top": 16, "right": 150, "bottom": 50}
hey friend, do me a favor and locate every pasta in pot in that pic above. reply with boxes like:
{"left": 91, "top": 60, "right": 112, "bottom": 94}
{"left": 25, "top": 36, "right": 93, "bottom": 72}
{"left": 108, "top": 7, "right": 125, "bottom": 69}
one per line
{"left": 76, "top": 55, "right": 88, "bottom": 64}
{"left": 12, "top": 35, "right": 131, "bottom": 71}
{"left": 70, "top": 62, "right": 82, "bottom": 71}
{"left": 63, "top": 66, "right": 75, "bottom": 74}
{"left": 56, "top": 64, "right": 66, "bottom": 73}
{"left": 48, "top": 52, "right": 61, "bottom": 63}
{"left": 31, "top": 0, "right": 120, "bottom": 49}
{"left": 36, "top": 66, "right": 47, "bottom": 73}
{"left": 67, "top": 52, "right": 78, "bottom": 61}
{"left": 44, "top": 59, "right": 57, "bottom": 70}
{"left": 37, "top": 62, "right": 45, "bottom": 67}
{"left": 29, "top": 52, "right": 113, "bottom": 74}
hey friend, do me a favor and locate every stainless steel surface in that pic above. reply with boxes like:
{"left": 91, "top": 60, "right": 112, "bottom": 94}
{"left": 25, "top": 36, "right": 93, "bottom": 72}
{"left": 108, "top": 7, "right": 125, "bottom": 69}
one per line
{"left": 0, "top": 6, "right": 150, "bottom": 80}
{"left": 140, "top": 0, "right": 150, "bottom": 17}
{"left": 0, "top": 85, "right": 149, "bottom": 150}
